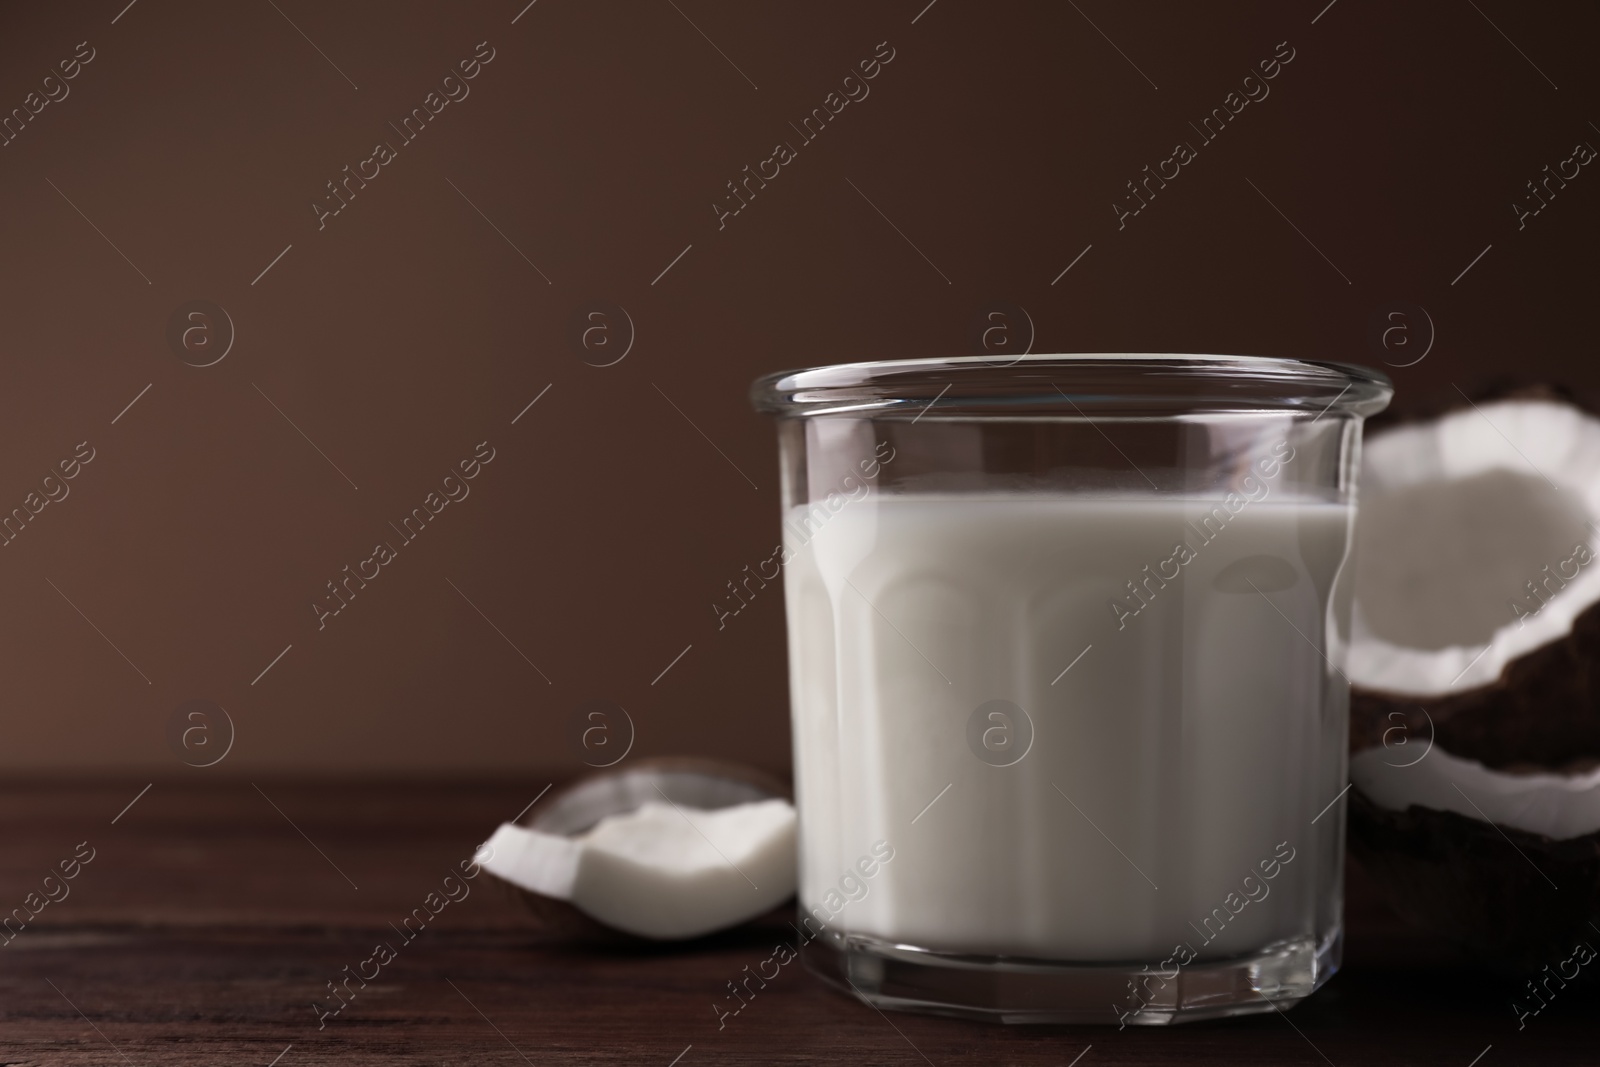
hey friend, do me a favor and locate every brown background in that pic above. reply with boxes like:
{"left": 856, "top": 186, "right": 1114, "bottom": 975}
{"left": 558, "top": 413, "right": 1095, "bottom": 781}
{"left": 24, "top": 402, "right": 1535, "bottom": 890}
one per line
{"left": 0, "top": 0, "right": 1593, "bottom": 778}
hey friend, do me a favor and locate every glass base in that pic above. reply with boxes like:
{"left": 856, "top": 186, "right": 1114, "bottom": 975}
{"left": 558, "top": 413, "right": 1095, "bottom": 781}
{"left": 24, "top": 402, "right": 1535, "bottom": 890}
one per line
{"left": 805, "top": 926, "right": 1342, "bottom": 1025}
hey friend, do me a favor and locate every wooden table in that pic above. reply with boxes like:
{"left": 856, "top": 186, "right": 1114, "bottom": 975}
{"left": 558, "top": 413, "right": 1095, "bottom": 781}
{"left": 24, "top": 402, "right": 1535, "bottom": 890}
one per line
{"left": 0, "top": 781, "right": 1587, "bottom": 1064}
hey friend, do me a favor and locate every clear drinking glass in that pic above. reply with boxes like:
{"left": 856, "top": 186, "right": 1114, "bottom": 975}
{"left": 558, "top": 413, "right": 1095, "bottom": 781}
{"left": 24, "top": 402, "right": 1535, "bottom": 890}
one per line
{"left": 750, "top": 354, "right": 1392, "bottom": 1024}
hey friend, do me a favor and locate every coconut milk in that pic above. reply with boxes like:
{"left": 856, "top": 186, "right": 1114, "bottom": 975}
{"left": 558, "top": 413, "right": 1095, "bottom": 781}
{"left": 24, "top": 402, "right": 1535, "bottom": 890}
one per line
{"left": 784, "top": 493, "right": 1352, "bottom": 961}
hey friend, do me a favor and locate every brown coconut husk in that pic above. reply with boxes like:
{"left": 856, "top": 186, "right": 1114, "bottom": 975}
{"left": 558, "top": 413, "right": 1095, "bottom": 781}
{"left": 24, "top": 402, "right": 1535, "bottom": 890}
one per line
{"left": 1348, "top": 594, "right": 1600, "bottom": 768}
{"left": 1347, "top": 788, "right": 1600, "bottom": 972}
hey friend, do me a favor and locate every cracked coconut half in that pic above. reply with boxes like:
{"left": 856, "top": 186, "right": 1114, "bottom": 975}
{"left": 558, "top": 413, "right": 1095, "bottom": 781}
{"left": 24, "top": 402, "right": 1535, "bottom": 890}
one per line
{"left": 1345, "top": 393, "right": 1600, "bottom": 966}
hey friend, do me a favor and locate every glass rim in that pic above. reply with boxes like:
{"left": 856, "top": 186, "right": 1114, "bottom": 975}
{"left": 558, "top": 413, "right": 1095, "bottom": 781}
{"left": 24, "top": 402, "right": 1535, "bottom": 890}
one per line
{"left": 750, "top": 353, "right": 1394, "bottom": 419}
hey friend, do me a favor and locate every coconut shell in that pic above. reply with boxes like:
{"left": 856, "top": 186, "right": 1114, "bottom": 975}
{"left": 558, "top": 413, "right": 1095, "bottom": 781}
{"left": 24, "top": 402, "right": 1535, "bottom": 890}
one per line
{"left": 1348, "top": 385, "right": 1600, "bottom": 969}
{"left": 1349, "top": 590, "right": 1600, "bottom": 768}
{"left": 1350, "top": 383, "right": 1600, "bottom": 769}
{"left": 1347, "top": 788, "right": 1600, "bottom": 971}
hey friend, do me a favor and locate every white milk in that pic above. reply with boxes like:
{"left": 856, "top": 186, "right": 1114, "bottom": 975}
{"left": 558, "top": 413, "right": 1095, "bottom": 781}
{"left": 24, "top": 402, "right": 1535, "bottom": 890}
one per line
{"left": 783, "top": 493, "right": 1352, "bottom": 962}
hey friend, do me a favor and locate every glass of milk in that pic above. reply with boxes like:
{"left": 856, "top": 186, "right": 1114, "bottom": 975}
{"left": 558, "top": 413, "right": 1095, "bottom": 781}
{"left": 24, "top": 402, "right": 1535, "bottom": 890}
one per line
{"left": 750, "top": 354, "right": 1392, "bottom": 1024}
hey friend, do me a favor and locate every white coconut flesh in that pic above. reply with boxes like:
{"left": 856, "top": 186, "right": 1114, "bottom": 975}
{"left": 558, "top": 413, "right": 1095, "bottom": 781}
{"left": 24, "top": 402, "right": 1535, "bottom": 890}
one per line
{"left": 1351, "top": 746, "right": 1600, "bottom": 839}
{"left": 481, "top": 798, "right": 797, "bottom": 939}
{"left": 1348, "top": 399, "right": 1600, "bottom": 839}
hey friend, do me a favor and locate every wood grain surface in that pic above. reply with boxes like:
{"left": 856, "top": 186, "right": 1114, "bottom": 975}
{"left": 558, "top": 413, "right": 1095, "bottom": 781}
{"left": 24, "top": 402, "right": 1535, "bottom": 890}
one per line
{"left": 0, "top": 780, "right": 1588, "bottom": 1064}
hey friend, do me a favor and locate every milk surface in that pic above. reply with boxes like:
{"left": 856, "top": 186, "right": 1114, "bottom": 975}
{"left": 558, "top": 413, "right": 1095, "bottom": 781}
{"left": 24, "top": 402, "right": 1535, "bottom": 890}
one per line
{"left": 784, "top": 492, "right": 1352, "bottom": 961}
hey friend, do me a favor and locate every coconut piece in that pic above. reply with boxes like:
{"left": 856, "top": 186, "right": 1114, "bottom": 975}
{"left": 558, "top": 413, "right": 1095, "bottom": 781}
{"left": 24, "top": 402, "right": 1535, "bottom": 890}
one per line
{"left": 483, "top": 798, "right": 797, "bottom": 940}
{"left": 493, "top": 759, "right": 793, "bottom": 942}
{"left": 1347, "top": 789, "right": 1600, "bottom": 970}
{"left": 1351, "top": 747, "right": 1600, "bottom": 839}
{"left": 1348, "top": 397, "right": 1600, "bottom": 768}
{"left": 1346, "top": 393, "right": 1600, "bottom": 964}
